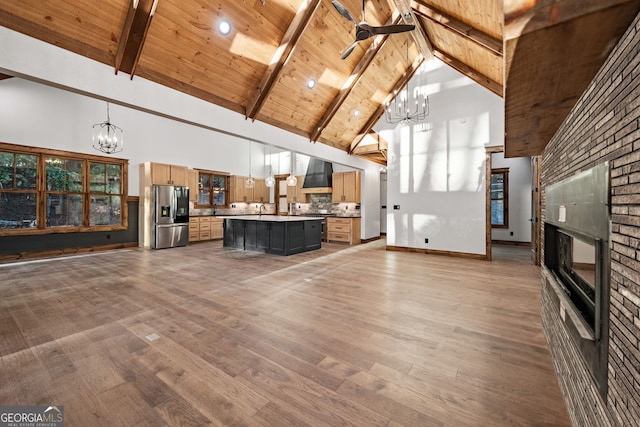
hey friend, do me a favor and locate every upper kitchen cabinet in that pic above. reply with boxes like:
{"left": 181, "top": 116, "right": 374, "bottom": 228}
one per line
{"left": 229, "top": 175, "right": 253, "bottom": 203}
{"left": 332, "top": 171, "right": 361, "bottom": 203}
{"left": 253, "top": 178, "right": 269, "bottom": 203}
{"left": 144, "top": 162, "right": 188, "bottom": 186}
{"left": 287, "top": 176, "right": 307, "bottom": 204}
{"left": 187, "top": 169, "right": 198, "bottom": 203}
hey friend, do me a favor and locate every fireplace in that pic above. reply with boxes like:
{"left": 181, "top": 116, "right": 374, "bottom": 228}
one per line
{"left": 543, "top": 162, "right": 610, "bottom": 397}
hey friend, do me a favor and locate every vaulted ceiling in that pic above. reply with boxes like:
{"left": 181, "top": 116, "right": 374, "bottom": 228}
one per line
{"left": 0, "top": 0, "right": 638, "bottom": 164}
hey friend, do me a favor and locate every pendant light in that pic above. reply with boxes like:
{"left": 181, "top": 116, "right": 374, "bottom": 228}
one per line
{"left": 245, "top": 142, "right": 255, "bottom": 188}
{"left": 92, "top": 102, "right": 124, "bottom": 154}
{"left": 265, "top": 146, "right": 275, "bottom": 188}
{"left": 286, "top": 152, "right": 297, "bottom": 186}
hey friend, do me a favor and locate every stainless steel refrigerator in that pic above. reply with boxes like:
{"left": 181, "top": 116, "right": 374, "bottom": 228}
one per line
{"left": 152, "top": 184, "right": 189, "bottom": 249}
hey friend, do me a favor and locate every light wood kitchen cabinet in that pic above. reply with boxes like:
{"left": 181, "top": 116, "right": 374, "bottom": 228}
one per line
{"left": 332, "top": 171, "right": 361, "bottom": 203}
{"left": 286, "top": 176, "right": 307, "bottom": 204}
{"left": 187, "top": 169, "right": 198, "bottom": 203}
{"left": 188, "top": 217, "right": 200, "bottom": 242}
{"left": 189, "top": 216, "right": 223, "bottom": 242}
{"left": 148, "top": 162, "right": 188, "bottom": 186}
{"left": 229, "top": 175, "right": 254, "bottom": 203}
{"left": 253, "top": 178, "right": 270, "bottom": 203}
{"left": 327, "top": 217, "right": 361, "bottom": 245}
{"left": 210, "top": 218, "right": 223, "bottom": 239}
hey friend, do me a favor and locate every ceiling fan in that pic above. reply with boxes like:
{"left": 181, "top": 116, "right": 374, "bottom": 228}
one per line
{"left": 332, "top": 0, "right": 415, "bottom": 59}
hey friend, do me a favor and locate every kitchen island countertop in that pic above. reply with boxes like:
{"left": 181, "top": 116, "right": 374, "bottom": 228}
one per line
{"left": 219, "top": 215, "right": 321, "bottom": 222}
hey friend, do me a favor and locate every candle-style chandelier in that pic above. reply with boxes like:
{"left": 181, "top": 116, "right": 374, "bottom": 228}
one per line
{"left": 384, "top": 42, "right": 429, "bottom": 125}
{"left": 92, "top": 102, "right": 124, "bottom": 154}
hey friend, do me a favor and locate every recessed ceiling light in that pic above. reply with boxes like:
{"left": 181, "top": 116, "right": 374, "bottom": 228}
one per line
{"left": 218, "top": 19, "right": 231, "bottom": 35}
{"left": 354, "top": 110, "right": 360, "bottom": 117}
{"left": 306, "top": 79, "right": 316, "bottom": 89}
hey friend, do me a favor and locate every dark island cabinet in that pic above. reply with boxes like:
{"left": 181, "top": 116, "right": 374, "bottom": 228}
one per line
{"left": 223, "top": 218, "right": 321, "bottom": 255}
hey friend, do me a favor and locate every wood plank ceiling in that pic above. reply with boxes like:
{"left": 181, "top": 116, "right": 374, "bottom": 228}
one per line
{"left": 0, "top": 0, "right": 638, "bottom": 164}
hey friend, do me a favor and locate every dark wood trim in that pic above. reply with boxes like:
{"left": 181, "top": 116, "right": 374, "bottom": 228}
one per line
{"left": 492, "top": 240, "right": 531, "bottom": 247}
{"left": 361, "top": 235, "right": 382, "bottom": 244}
{"left": 385, "top": 245, "right": 486, "bottom": 260}
{"left": 0, "top": 141, "right": 129, "bottom": 235}
{"left": 0, "top": 242, "right": 138, "bottom": 263}
{"left": 491, "top": 167, "right": 510, "bottom": 229}
{"left": 0, "top": 141, "right": 128, "bottom": 163}
{"left": 485, "top": 148, "right": 492, "bottom": 261}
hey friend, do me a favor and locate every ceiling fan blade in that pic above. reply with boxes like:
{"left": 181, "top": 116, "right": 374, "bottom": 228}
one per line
{"left": 341, "top": 41, "right": 358, "bottom": 60}
{"left": 362, "top": 23, "right": 416, "bottom": 36}
{"left": 332, "top": 1, "right": 356, "bottom": 24}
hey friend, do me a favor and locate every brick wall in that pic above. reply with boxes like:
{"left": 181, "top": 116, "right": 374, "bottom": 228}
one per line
{"left": 540, "top": 12, "right": 640, "bottom": 427}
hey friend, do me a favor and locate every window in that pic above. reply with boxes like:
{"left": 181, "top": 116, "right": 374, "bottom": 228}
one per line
{"left": 89, "top": 162, "right": 122, "bottom": 226}
{"left": 491, "top": 168, "right": 509, "bottom": 228}
{"left": 196, "top": 171, "right": 228, "bottom": 208}
{"left": 0, "top": 142, "right": 128, "bottom": 234}
{"left": 0, "top": 152, "right": 38, "bottom": 228}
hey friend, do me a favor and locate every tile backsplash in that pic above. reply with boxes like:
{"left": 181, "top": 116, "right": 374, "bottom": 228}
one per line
{"left": 190, "top": 193, "right": 360, "bottom": 217}
{"left": 292, "top": 193, "right": 361, "bottom": 217}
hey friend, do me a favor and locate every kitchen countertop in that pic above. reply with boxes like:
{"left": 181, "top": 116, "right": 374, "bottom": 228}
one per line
{"left": 219, "top": 215, "right": 322, "bottom": 222}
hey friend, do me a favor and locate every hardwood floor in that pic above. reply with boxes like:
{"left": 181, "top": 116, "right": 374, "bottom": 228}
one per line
{"left": 0, "top": 240, "right": 570, "bottom": 426}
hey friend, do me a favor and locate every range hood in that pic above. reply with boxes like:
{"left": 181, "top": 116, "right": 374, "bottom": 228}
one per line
{"left": 301, "top": 158, "right": 333, "bottom": 193}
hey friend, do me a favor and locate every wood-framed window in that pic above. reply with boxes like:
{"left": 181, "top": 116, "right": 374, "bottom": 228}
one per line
{"left": 0, "top": 142, "right": 128, "bottom": 235}
{"left": 491, "top": 168, "right": 509, "bottom": 228}
{"left": 195, "top": 170, "right": 228, "bottom": 208}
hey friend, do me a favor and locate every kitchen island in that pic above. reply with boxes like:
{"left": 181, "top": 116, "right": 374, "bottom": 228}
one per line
{"left": 222, "top": 215, "right": 322, "bottom": 255}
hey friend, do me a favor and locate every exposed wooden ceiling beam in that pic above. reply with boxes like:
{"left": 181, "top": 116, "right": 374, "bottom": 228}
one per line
{"left": 309, "top": 31, "right": 390, "bottom": 142}
{"left": 245, "top": 0, "right": 321, "bottom": 120}
{"left": 349, "top": 52, "right": 424, "bottom": 154}
{"left": 0, "top": 73, "right": 13, "bottom": 80}
{"left": 115, "top": 0, "right": 157, "bottom": 77}
{"left": 505, "top": 0, "right": 636, "bottom": 40}
{"left": 389, "top": 0, "right": 434, "bottom": 59}
{"left": 432, "top": 47, "right": 503, "bottom": 97}
{"left": 412, "top": 1, "right": 502, "bottom": 56}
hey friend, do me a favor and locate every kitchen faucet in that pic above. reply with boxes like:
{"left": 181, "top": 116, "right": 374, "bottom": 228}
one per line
{"left": 259, "top": 204, "right": 265, "bottom": 216}
{"left": 213, "top": 203, "right": 217, "bottom": 216}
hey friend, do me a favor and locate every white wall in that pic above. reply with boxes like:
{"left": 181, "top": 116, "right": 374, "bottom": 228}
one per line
{"left": 491, "top": 152, "right": 532, "bottom": 243}
{"left": 375, "top": 59, "right": 504, "bottom": 255}
{"left": 0, "top": 27, "right": 381, "bottom": 239}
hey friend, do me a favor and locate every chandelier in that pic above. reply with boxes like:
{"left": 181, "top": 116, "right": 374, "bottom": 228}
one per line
{"left": 384, "top": 42, "right": 429, "bottom": 125}
{"left": 92, "top": 102, "right": 124, "bottom": 154}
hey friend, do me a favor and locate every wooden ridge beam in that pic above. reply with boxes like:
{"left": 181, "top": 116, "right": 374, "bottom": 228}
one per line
{"left": 115, "top": 0, "right": 158, "bottom": 77}
{"left": 245, "top": 0, "right": 321, "bottom": 120}
{"left": 411, "top": 1, "right": 503, "bottom": 55}
{"left": 349, "top": 52, "right": 424, "bottom": 154}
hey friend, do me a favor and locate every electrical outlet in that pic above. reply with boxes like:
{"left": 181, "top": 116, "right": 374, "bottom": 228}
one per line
{"left": 510, "top": 231, "right": 514, "bottom": 236}
{"left": 425, "top": 238, "right": 429, "bottom": 244}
